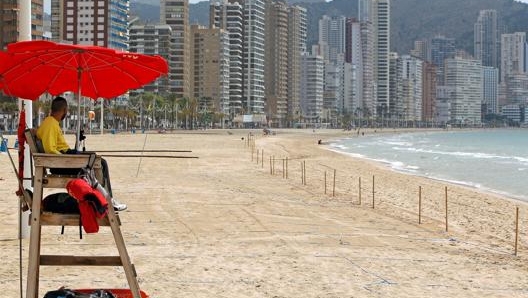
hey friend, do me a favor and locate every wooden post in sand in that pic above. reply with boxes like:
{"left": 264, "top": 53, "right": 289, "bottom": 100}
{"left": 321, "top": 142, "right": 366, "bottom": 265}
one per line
{"left": 324, "top": 171, "right": 327, "bottom": 194}
{"left": 251, "top": 147, "right": 254, "bottom": 162}
{"left": 358, "top": 177, "right": 362, "bottom": 205}
{"left": 256, "top": 149, "right": 259, "bottom": 164}
{"left": 332, "top": 169, "right": 336, "bottom": 197}
{"left": 286, "top": 157, "right": 288, "bottom": 179}
{"left": 372, "top": 175, "right": 375, "bottom": 209}
{"left": 269, "top": 156, "right": 272, "bottom": 175}
{"left": 301, "top": 161, "right": 304, "bottom": 185}
{"left": 515, "top": 207, "right": 519, "bottom": 256}
{"left": 261, "top": 150, "right": 264, "bottom": 168}
{"left": 445, "top": 186, "right": 448, "bottom": 232}
{"left": 282, "top": 159, "right": 285, "bottom": 178}
{"left": 418, "top": 186, "right": 422, "bottom": 224}
{"left": 304, "top": 161, "right": 307, "bottom": 185}
{"left": 272, "top": 156, "right": 275, "bottom": 175}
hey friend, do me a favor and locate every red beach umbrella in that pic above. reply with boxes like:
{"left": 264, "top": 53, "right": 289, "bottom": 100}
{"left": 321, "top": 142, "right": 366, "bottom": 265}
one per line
{"left": 0, "top": 40, "right": 168, "bottom": 149}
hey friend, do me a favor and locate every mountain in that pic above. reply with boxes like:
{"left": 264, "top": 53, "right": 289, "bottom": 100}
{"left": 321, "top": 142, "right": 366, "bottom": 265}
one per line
{"left": 130, "top": 0, "right": 528, "bottom": 55}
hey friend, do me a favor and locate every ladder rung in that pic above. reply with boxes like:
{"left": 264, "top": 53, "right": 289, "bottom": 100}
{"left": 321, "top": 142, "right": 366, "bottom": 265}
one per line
{"left": 40, "top": 255, "right": 123, "bottom": 266}
{"left": 34, "top": 212, "right": 119, "bottom": 226}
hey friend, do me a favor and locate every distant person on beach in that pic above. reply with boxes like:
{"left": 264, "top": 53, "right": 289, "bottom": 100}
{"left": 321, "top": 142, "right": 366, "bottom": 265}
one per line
{"left": 37, "top": 96, "right": 127, "bottom": 211}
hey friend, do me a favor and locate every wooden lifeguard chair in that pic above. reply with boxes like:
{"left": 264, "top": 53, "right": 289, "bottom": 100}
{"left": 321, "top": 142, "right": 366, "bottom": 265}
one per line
{"left": 23, "top": 129, "right": 142, "bottom": 298}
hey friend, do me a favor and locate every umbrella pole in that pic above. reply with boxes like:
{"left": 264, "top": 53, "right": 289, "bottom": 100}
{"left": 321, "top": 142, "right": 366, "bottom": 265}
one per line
{"left": 75, "top": 68, "right": 82, "bottom": 151}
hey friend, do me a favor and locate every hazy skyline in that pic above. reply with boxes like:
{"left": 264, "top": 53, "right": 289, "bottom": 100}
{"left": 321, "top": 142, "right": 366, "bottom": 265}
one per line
{"left": 43, "top": 0, "right": 528, "bottom": 18}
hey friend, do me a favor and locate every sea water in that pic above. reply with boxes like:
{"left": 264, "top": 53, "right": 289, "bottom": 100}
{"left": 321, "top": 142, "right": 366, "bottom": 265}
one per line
{"left": 329, "top": 129, "right": 528, "bottom": 202}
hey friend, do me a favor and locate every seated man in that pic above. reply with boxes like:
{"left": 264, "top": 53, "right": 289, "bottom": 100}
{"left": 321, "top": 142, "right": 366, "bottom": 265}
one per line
{"left": 37, "top": 96, "right": 127, "bottom": 211}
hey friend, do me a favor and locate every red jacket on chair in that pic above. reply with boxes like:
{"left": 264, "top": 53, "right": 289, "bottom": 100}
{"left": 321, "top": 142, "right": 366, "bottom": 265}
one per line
{"left": 66, "top": 178, "right": 108, "bottom": 233}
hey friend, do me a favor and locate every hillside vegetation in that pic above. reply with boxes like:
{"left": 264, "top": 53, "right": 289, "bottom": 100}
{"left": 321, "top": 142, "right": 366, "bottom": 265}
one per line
{"left": 130, "top": 0, "right": 528, "bottom": 55}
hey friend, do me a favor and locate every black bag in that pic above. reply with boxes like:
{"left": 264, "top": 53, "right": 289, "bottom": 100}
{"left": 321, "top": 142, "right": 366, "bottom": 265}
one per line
{"left": 43, "top": 288, "right": 115, "bottom": 298}
{"left": 42, "top": 193, "right": 80, "bottom": 214}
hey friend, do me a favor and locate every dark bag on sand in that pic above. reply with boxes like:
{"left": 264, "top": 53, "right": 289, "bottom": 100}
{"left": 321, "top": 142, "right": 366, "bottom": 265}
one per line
{"left": 43, "top": 288, "right": 115, "bottom": 298}
{"left": 42, "top": 193, "right": 80, "bottom": 214}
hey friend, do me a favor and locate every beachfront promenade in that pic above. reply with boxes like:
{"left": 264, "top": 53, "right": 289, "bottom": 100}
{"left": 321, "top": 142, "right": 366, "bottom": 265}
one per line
{"left": 0, "top": 129, "right": 527, "bottom": 297}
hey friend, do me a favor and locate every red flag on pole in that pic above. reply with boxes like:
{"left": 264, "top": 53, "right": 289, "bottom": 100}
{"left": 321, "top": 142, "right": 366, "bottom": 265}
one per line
{"left": 15, "top": 108, "right": 26, "bottom": 196}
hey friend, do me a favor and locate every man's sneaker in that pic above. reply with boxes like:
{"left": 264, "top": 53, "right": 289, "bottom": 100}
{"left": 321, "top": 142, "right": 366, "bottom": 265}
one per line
{"left": 112, "top": 199, "right": 127, "bottom": 212}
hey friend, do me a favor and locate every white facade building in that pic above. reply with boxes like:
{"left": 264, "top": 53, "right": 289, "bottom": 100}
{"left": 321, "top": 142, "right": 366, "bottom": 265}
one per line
{"left": 210, "top": 0, "right": 244, "bottom": 117}
{"left": 445, "top": 57, "right": 482, "bottom": 125}
{"left": 300, "top": 53, "right": 324, "bottom": 121}
{"left": 242, "top": 0, "right": 266, "bottom": 114}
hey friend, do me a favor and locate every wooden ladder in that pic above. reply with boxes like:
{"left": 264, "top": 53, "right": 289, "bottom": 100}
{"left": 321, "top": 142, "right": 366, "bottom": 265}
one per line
{"left": 24, "top": 131, "right": 141, "bottom": 298}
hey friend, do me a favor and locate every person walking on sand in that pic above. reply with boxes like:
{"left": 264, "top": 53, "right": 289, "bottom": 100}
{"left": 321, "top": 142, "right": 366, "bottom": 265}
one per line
{"left": 37, "top": 96, "right": 127, "bottom": 211}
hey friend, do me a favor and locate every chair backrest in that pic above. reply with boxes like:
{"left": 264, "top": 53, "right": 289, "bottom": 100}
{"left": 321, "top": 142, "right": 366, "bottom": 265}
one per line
{"left": 25, "top": 129, "right": 45, "bottom": 154}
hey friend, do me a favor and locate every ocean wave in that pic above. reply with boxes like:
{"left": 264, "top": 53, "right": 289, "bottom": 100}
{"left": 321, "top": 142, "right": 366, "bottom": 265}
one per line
{"left": 391, "top": 146, "right": 528, "bottom": 165}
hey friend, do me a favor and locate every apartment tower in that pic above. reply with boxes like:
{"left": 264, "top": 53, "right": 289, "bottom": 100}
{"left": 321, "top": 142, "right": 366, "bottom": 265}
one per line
{"left": 444, "top": 57, "right": 482, "bottom": 124}
{"left": 51, "top": 0, "right": 128, "bottom": 51}
{"left": 0, "top": 0, "right": 19, "bottom": 49}
{"left": 287, "top": 5, "right": 307, "bottom": 125}
{"left": 474, "top": 10, "right": 501, "bottom": 69}
{"left": 210, "top": 0, "right": 244, "bottom": 117}
{"left": 501, "top": 32, "right": 526, "bottom": 83}
{"left": 301, "top": 52, "right": 324, "bottom": 121}
{"left": 161, "top": 0, "right": 190, "bottom": 98}
{"left": 190, "top": 25, "right": 230, "bottom": 117}
{"left": 422, "top": 62, "right": 437, "bottom": 122}
{"left": 373, "top": 0, "right": 390, "bottom": 117}
{"left": 429, "top": 35, "right": 456, "bottom": 86}
{"left": 318, "top": 15, "right": 346, "bottom": 63}
{"left": 264, "top": 0, "right": 289, "bottom": 127}
{"left": 129, "top": 24, "right": 172, "bottom": 94}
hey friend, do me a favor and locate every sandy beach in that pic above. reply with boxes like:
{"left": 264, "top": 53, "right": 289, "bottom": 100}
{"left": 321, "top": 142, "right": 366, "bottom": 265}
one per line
{"left": 0, "top": 129, "right": 527, "bottom": 298}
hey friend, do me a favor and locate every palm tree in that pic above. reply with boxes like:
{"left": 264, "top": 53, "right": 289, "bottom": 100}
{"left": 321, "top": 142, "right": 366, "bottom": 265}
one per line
{"left": 141, "top": 92, "right": 157, "bottom": 129}
{"left": 164, "top": 93, "right": 179, "bottom": 130}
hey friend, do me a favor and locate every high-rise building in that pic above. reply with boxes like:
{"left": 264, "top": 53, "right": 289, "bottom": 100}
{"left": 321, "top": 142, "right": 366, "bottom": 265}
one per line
{"left": 397, "top": 55, "right": 423, "bottom": 121}
{"left": 300, "top": 52, "right": 324, "bottom": 121}
{"left": 410, "top": 39, "right": 427, "bottom": 61}
{"left": 373, "top": 0, "right": 390, "bottom": 116}
{"left": 318, "top": 15, "right": 346, "bottom": 63}
{"left": 345, "top": 18, "right": 363, "bottom": 114}
{"left": 287, "top": 5, "right": 307, "bottom": 124}
{"left": 129, "top": 24, "right": 172, "bottom": 94}
{"left": 360, "top": 19, "right": 375, "bottom": 117}
{"left": 358, "top": 0, "right": 372, "bottom": 23}
{"left": 265, "top": 0, "right": 289, "bottom": 127}
{"left": 210, "top": 0, "right": 244, "bottom": 117}
{"left": 389, "top": 52, "right": 400, "bottom": 118}
{"left": 161, "top": 0, "right": 190, "bottom": 98}
{"left": 429, "top": 35, "right": 456, "bottom": 86}
{"left": 1, "top": 0, "right": 44, "bottom": 49}
{"left": 444, "top": 57, "right": 482, "bottom": 124}
{"left": 190, "top": 25, "right": 230, "bottom": 118}
{"left": 51, "top": 0, "right": 129, "bottom": 51}
{"left": 324, "top": 62, "right": 342, "bottom": 119}
{"left": 501, "top": 32, "right": 526, "bottom": 83}
{"left": 31, "top": 0, "right": 44, "bottom": 40}
{"left": 482, "top": 66, "right": 499, "bottom": 115}
{"left": 0, "top": 0, "right": 18, "bottom": 50}
{"left": 504, "top": 73, "right": 528, "bottom": 105}
{"left": 422, "top": 62, "right": 437, "bottom": 122}
{"left": 474, "top": 10, "right": 501, "bottom": 69}
{"left": 240, "top": 0, "right": 266, "bottom": 114}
